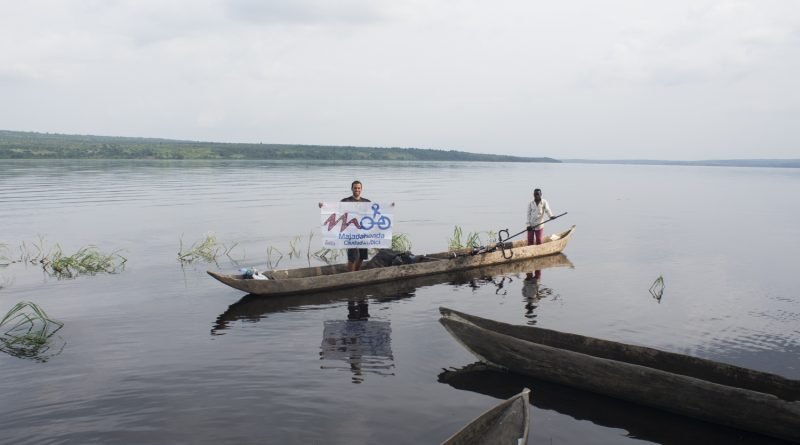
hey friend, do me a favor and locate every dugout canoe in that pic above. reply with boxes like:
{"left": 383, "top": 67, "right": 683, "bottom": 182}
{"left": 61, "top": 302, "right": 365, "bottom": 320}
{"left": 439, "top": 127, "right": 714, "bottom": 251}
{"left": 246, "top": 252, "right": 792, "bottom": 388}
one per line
{"left": 208, "top": 226, "right": 575, "bottom": 296}
{"left": 212, "top": 255, "right": 573, "bottom": 334}
{"left": 439, "top": 307, "right": 800, "bottom": 443}
{"left": 437, "top": 363, "right": 785, "bottom": 445}
{"left": 441, "top": 388, "right": 530, "bottom": 445}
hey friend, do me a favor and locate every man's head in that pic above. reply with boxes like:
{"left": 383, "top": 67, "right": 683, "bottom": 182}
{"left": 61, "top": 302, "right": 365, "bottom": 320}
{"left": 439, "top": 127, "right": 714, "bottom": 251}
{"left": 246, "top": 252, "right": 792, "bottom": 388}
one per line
{"left": 534, "top": 188, "right": 542, "bottom": 202}
{"left": 351, "top": 180, "right": 363, "bottom": 199}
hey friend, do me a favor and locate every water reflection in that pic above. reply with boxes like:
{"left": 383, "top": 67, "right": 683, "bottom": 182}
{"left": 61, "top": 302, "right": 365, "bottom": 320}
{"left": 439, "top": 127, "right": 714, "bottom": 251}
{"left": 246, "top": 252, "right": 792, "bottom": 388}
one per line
{"left": 320, "top": 298, "right": 395, "bottom": 383}
{"left": 212, "top": 280, "right": 425, "bottom": 335}
{"left": 212, "top": 255, "right": 574, "bottom": 383}
{"left": 438, "top": 363, "right": 792, "bottom": 445}
{"left": 522, "top": 270, "right": 558, "bottom": 326}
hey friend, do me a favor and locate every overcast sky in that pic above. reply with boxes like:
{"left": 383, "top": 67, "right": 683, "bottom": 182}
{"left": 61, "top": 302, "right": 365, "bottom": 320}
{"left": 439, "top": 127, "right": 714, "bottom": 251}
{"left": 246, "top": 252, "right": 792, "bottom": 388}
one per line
{"left": 1, "top": 1, "right": 799, "bottom": 159}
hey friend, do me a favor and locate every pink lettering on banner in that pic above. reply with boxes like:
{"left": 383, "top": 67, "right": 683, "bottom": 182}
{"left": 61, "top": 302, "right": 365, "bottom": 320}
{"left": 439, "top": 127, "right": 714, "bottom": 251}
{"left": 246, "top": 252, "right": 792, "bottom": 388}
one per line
{"left": 323, "top": 212, "right": 361, "bottom": 232}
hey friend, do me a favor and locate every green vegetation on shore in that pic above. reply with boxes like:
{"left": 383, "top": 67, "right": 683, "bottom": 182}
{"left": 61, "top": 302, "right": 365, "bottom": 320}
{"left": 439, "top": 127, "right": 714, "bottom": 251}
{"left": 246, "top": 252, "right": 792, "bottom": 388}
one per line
{"left": 0, "top": 130, "right": 559, "bottom": 162}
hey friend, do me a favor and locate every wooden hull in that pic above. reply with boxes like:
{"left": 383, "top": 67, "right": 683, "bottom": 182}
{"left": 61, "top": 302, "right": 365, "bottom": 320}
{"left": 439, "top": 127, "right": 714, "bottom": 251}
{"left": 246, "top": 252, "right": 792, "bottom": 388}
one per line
{"left": 208, "top": 226, "right": 575, "bottom": 296}
{"left": 442, "top": 388, "right": 530, "bottom": 445}
{"left": 439, "top": 308, "right": 800, "bottom": 443}
{"left": 213, "top": 255, "right": 574, "bottom": 333}
{"left": 437, "top": 363, "right": 787, "bottom": 445}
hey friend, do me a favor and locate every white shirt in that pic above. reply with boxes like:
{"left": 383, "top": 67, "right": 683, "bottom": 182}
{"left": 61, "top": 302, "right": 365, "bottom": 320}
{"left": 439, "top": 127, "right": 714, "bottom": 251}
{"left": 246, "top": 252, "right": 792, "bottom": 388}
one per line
{"left": 526, "top": 199, "right": 553, "bottom": 228}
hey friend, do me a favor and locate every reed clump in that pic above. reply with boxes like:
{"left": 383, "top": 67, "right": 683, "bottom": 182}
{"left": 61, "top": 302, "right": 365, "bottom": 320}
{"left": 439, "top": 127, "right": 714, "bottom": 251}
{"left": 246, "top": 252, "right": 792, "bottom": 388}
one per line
{"left": 178, "top": 233, "right": 238, "bottom": 264}
{"left": 448, "top": 226, "right": 495, "bottom": 250}
{"left": 0, "top": 242, "right": 9, "bottom": 288}
{"left": 288, "top": 235, "right": 302, "bottom": 259}
{"left": 0, "top": 301, "right": 64, "bottom": 362}
{"left": 391, "top": 233, "right": 412, "bottom": 252}
{"left": 2, "top": 235, "right": 55, "bottom": 265}
{"left": 1, "top": 237, "right": 126, "bottom": 278}
{"left": 46, "top": 246, "right": 128, "bottom": 278}
{"left": 265, "top": 245, "right": 284, "bottom": 269}
{"left": 261, "top": 230, "right": 414, "bottom": 269}
{"left": 309, "top": 230, "right": 343, "bottom": 265}
{"left": 266, "top": 230, "right": 331, "bottom": 268}
{"left": 312, "top": 248, "right": 341, "bottom": 264}
{"left": 265, "top": 230, "right": 413, "bottom": 267}
{"left": 0, "top": 242, "right": 10, "bottom": 265}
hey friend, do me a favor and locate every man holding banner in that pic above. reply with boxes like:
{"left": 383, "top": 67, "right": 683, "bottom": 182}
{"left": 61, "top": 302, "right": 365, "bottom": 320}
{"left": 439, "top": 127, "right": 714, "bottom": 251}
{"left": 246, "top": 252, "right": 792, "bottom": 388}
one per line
{"left": 340, "top": 180, "right": 370, "bottom": 271}
{"left": 319, "top": 180, "right": 393, "bottom": 272}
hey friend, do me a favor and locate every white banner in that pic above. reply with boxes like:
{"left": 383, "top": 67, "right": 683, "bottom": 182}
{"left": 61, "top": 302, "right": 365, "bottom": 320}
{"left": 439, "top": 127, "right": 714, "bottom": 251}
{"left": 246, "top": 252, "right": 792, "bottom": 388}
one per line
{"left": 320, "top": 202, "right": 393, "bottom": 249}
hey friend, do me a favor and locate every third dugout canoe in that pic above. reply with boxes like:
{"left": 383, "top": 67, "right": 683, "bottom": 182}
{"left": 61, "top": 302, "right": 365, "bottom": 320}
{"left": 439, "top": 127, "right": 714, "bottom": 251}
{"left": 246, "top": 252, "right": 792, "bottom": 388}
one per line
{"left": 439, "top": 307, "right": 800, "bottom": 443}
{"left": 441, "top": 388, "right": 530, "bottom": 445}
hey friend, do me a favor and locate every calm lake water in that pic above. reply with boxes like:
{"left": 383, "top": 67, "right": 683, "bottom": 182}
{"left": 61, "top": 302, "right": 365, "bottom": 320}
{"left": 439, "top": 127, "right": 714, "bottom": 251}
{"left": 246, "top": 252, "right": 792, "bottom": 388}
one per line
{"left": 1, "top": 160, "right": 798, "bottom": 444}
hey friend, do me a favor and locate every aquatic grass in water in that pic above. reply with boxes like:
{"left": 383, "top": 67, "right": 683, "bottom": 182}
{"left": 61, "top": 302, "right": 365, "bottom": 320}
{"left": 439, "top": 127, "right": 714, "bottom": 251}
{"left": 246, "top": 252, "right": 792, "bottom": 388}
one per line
{"left": 263, "top": 231, "right": 412, "bottom": 267}
{"left": 288, "top": 235, "right": 302, "bottom": 259}
{"left": 465, "top": 231, "right": 481, "bottom": 249}
{"left": 448, "top": 226, "right": 492, "bottom": 250}
{"left": 178, "top": 233, "right": 221, "bottom": 263}
{"left": 0, "top": 301, "right": 65, "bottom": 362}
{"left": 18, "top": 240, "right": 33, "bottom": 263}
{"left": 1, "top": 237, "right": 126, "bottom": 278}
{"left": 266, "top": 230, "right": 329, "bottom": 267}
{"left": 267, "top": 232, "right": 336, "bottom": 267}
{"left": 391, "top": 233, "right": 412, "bottom": 252}
{"left": 312, "top": 248, "right": 340, "bottom": 264}
{"left": 3, "top": 235, "right": 58, "bottom": 265}
{"left": 0, "top": 242, "right": 10, "bottom": 265}
{"left": 306, "top": 230, "right": 314, "bottom": 259}
{"left": 449, "top": 226, "right": 464, "bottom": 250}
{"left": 0, "top": 245, "right": 11, "bottom": 287}
{"left": 266, "top": 246, "right": 284, "bottom": 269}
{"left": 46, "top": 245, "right": 128, "bottom": 278}
{"left": 178, "top": 233, "right": 238, "bottom": 264}
{"left": 307, "top": 231, "right": 346, "bottom": 264}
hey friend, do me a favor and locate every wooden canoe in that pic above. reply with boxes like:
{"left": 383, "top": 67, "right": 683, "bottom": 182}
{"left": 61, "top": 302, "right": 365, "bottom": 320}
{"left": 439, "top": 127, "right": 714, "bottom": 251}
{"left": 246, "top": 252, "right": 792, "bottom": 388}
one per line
{"left": 438, "top": 363, "right": 787, "bottom": 445}
{"left": 442, "top": 388, "right": 530, "bottom": 445}
{"left": 208, "top": 226, "right": 575, "bottom": 296}
{"left": 212, "top": 254, "right": 574, "bottom": 333}
{"left": 439, "top": 307, "right": 800, "bottom": 443}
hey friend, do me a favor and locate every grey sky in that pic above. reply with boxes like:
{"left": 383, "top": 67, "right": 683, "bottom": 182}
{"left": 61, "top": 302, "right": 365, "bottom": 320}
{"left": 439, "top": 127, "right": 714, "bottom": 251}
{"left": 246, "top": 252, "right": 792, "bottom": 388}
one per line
{"left": 1, "top": 0, "right": 798, "bottom": 159}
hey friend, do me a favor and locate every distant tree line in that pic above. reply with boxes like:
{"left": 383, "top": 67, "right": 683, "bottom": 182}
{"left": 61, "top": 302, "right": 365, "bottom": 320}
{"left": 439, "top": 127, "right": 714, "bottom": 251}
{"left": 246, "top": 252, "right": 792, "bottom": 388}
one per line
{"left": 0, "top": 130, "right": 560, "bottom": 163}
{"left": 564, "top": 159, "right": 800, "bottom": 168}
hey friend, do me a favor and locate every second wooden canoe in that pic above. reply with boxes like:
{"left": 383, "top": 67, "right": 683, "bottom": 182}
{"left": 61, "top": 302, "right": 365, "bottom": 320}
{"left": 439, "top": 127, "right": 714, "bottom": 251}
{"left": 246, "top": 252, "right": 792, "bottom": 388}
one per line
{"left": 439, "top": 307, "right": 800, "bottom": 443}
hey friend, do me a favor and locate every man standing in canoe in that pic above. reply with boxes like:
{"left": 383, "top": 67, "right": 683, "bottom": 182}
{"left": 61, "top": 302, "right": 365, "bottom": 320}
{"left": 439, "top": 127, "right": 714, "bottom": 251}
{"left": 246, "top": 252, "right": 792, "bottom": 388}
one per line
{"left": 319, "top": 180, "right": 371, "bottom": 272}
{"left": 526, "top": 188, "right": 554, "bottom": 245}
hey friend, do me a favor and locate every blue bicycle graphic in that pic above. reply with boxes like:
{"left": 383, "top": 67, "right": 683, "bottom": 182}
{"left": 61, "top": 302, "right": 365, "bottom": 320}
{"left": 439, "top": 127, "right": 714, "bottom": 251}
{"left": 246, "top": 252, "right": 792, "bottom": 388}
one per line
{"left": 360, "top": 203, "right": 392, "bottom": 230}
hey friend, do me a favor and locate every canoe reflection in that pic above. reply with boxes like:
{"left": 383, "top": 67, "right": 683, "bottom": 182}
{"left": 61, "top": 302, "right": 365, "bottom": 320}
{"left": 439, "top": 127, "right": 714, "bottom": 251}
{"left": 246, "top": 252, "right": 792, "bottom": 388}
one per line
{"left": 438, "top": 363, "right": 791, "bottom": 445}
{"left": 212, "top": 254, "right": 574, "bottom": 383}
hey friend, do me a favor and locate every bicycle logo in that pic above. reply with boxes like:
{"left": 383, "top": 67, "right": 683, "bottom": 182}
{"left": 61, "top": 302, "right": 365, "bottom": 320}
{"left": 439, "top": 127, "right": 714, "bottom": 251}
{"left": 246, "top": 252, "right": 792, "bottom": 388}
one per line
{"left": 359, "top": 203, "right": 391, "bottom": 230}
